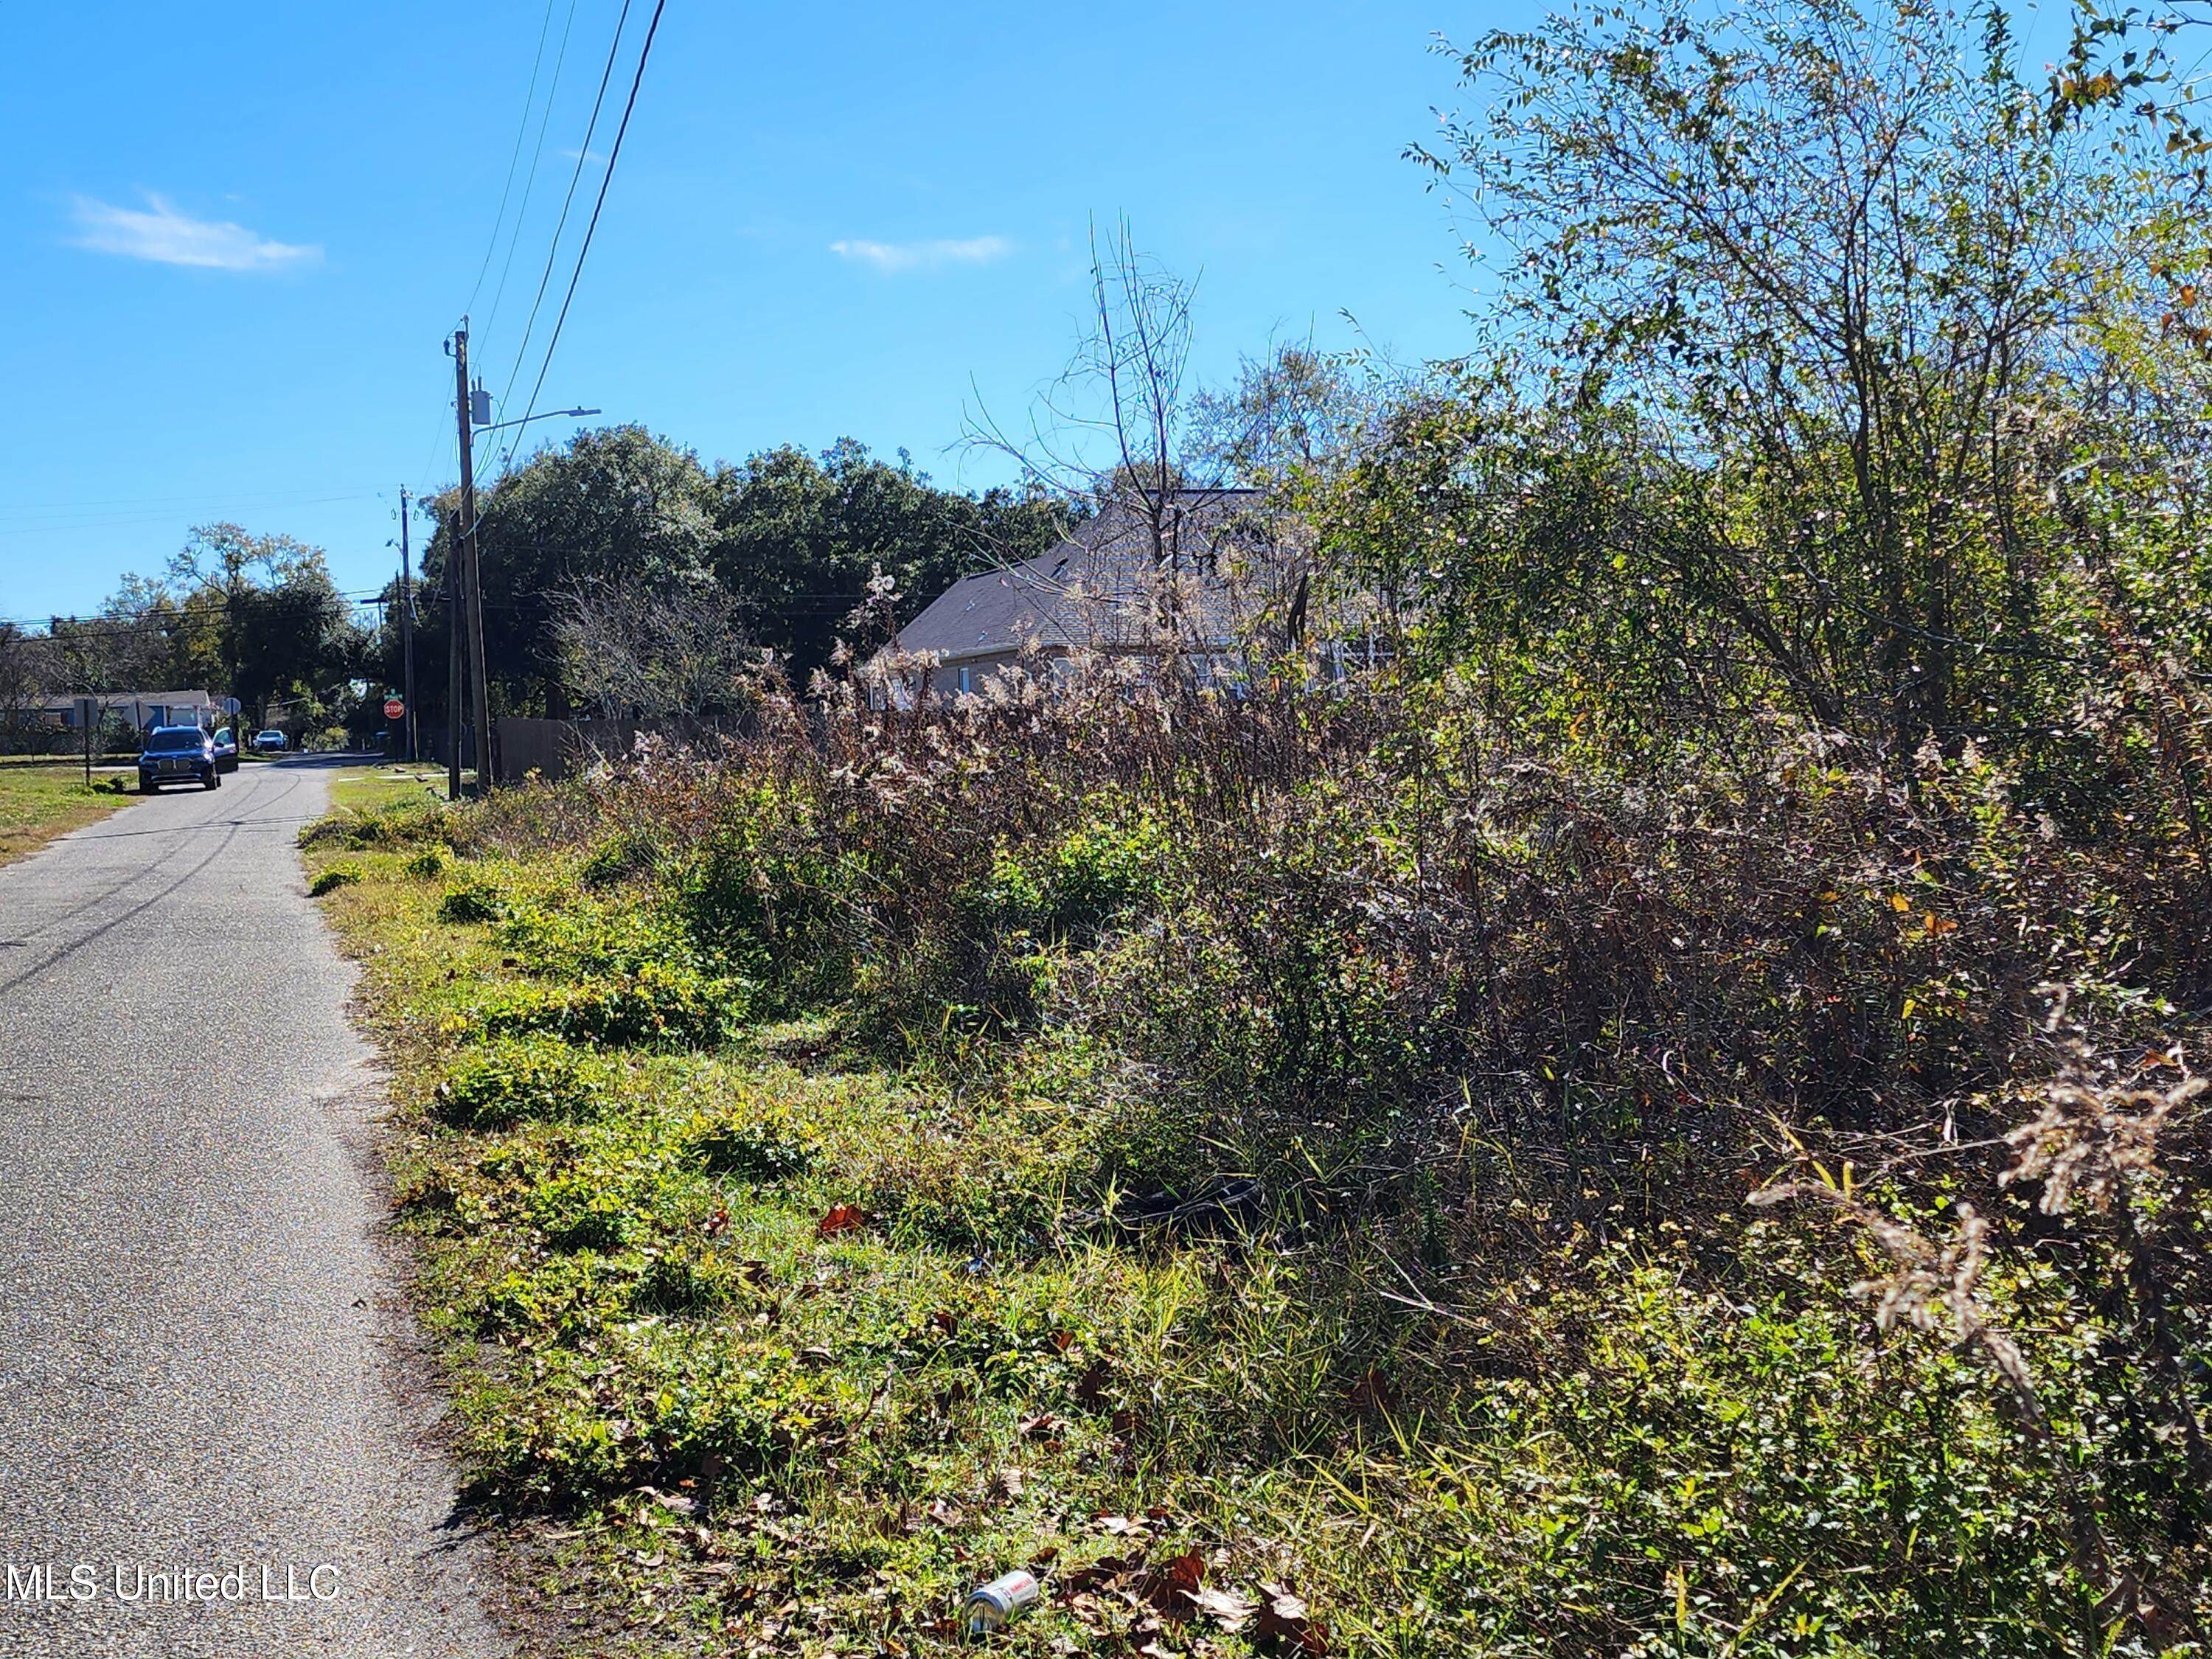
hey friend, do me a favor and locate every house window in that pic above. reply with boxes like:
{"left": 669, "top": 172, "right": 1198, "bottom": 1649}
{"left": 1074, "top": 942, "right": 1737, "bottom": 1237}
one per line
{"left": 957, "top": 667, "right": 973, "bottom": 695}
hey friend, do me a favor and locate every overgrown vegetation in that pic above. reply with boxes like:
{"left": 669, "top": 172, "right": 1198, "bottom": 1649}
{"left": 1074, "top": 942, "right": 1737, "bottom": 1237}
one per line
{"left": 305, "top": 2, "right": 2212, "bottom": 1654}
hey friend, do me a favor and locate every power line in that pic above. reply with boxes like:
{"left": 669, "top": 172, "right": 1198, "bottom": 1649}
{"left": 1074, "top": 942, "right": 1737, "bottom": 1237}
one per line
{"left": 481, "top": 0, "right": 639, "bottom": 487}
{"left": 480, "top": 0, "right": 585, "bottom": 352}
{"left": 498, "top": 0, "right": 669, "bottom": 478}
{"left": 3, "top": 587, "right": 392, "bottom": 633}
{"left": 463, "top": 0, "right": 564, "bottom": 321}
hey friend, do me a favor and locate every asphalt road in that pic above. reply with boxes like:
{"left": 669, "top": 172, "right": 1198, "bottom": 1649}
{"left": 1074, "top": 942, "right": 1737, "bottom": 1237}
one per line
{"left": 0, "top": 760, "right": 507, "bottom": 1658}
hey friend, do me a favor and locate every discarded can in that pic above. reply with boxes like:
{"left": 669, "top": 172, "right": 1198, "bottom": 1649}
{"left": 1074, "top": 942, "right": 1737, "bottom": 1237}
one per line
{"left": 964, "top": 1570, "right": 1041, "bottom": 1636}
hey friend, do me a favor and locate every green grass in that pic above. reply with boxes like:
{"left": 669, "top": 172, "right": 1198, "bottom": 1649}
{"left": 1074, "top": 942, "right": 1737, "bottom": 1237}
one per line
{"left": 298, "top": 795, "right": 2158, "bottom": 1659}
{"left": 326, "top": 763, "right": 453, "bottom": 813}
{"left": 0, "top": 763, "right": 135, "bottom": 866}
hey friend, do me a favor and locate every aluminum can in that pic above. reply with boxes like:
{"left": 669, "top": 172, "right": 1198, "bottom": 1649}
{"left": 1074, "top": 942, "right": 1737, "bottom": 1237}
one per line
{"left": 964, "top": 1570, "right": 1041, "bottom": 1635}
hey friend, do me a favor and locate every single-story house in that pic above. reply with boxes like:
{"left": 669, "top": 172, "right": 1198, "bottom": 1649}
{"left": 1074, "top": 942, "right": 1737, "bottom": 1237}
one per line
{"left": 36, "top": 689, "right": 216, "bottom": 731}
{"left": 880, "top": 489, "right": 1284, "bottom": 700}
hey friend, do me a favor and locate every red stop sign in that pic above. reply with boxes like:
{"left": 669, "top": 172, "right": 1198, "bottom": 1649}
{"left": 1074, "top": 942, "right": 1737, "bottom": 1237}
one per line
{"left": 383, "top": 698, "right": 405, "bottom": 720}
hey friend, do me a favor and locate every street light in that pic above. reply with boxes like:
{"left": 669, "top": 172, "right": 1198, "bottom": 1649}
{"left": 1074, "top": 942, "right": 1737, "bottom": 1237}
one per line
{"left": 472, "top": 403, "right": 602, "bottom": 434}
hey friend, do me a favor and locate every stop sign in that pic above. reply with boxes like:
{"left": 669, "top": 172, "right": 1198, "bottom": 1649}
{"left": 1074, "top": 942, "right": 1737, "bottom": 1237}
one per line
{"left": 383, "top": 698, "right": 405, "bottom": 720}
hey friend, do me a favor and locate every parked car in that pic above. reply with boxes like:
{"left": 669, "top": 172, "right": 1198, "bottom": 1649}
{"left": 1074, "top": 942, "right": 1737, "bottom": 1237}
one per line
{"left": 210, "top": 728, "right": 240, "bottom": 773}
{"left": 251, "top": 730, "right": 288, "bottom": 753}
{"left": 137, "top": 726, "right": 219, "bottom": 793}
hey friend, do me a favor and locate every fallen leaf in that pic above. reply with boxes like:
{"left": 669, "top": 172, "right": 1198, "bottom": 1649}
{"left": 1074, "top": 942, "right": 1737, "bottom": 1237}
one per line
{"left": 1134, "top": 1547, "right": 1205, "bottom": 1619}
{"left": 1345, "top": 1368, "right": 1395, "bottom": 1413}
{"left": 703, "top": 1206, "right": 730, "bottom": 1237}
{"left": 1189, "top": 1585, "right": 1257, "bottom": 1631}
{"left": 1256, "top": 1589, "right": 1328, "bottom": 1655}
{"left": 1074, "top": 1358, "right": 1112, "bottom": 1408}
{"left": 817, "top": 1203, "right": 866, "bottom": 1237}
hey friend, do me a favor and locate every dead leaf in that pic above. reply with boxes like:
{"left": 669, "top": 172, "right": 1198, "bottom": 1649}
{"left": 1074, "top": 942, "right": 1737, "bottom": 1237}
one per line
{"left": 1188, "top": 1585, "right": 1257, "bottom": 1632}
{"left": 1256, "top": 1589, "right": 1328, "bottom": 1655}
{"left": 816, "top": 1203, "right": 866, "bottom": 1238}
{"left": 1073, "top": 1357, "right": 1111, "bottom": 1408}
{"left": 1133, "top": 1547, "right": 1205, "bottom": 1620}
{"left": 1345, "top": 1368, "right": 1396, "bottom": 1414}
{"left": 703, "top": 1206, "right": 730, "bottom": 1237}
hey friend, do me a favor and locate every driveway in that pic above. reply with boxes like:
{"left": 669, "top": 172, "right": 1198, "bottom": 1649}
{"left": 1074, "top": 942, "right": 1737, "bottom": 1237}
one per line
{"left": 0, "top": 759, "right": 505, "bottom": 1657}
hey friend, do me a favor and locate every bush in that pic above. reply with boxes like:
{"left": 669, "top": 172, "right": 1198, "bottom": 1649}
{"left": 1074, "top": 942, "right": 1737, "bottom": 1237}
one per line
{"left": 529, "top": 1175, "right": 633, "bottom": 1252}
{"left": 300, "top": 798, "right": 447, "bottom": 851}
{"left": 308, "top": 864, "right": 362, "bottom": 897}
{"left": 580, "top": 827, "right": 662, "bottom": 889}
{"left": 437, "top": 880, "right": 505, "bottom": 925}
{"left": 495, "top": 895, "right": 699, "bottom": 981}
{"left": 472, "top": 961, "right": 745, "bottom": 1048}
{"left": 433, "top": 1036, "right": 605, "bottom": 1128}
{"left": 687, "top": 1114, "right": 813, "bottom": 1183}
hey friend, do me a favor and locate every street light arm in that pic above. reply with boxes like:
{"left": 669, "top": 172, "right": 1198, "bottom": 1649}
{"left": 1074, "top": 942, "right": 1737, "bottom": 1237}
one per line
{"left": 473, "top": 407, "right": 600, "bottom": 434}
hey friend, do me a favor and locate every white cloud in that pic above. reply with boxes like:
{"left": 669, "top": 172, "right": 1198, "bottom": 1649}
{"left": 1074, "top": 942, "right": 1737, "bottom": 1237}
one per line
{"left": 561, "top": 147, "right": 606, "bottom": 163}
{"left": 829, "top": 234, "right": 1011, "bottom": 273}
{"left": 69, "top": 192, "right": 319, "bottom": 271}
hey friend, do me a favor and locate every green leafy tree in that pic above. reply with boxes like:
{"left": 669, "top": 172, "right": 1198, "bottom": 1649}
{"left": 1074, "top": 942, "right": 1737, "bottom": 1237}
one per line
{"left": 710, "top": 439, "right": 1062, "bottom": 678}
{"left": 1398, "top": 0, "right": 2179, "bottom": 751}
{"left": 425, "top": 425, "right": 719, "bottom": 717}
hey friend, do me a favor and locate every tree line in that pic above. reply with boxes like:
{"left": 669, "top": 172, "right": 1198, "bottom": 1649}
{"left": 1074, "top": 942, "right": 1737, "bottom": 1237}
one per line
{"left": 4, "top": 438, "right": 1066, "bottom": 748}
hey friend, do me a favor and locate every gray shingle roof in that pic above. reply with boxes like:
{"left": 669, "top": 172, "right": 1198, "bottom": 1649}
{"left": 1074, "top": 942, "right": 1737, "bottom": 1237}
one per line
{"left": 894, "top": 490, "right": 1265, "bottom": 664}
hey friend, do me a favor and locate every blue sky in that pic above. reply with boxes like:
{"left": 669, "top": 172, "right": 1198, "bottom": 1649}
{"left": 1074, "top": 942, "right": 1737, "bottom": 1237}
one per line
{"left": 0, "top": 0, "right": 1512, "bottom": 624}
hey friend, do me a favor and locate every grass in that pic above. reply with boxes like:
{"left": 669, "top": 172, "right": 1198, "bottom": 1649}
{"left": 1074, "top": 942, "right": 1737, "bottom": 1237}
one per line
{"left": 326, "top": 763, "right": 454, "bottom": 814}
{"left": 296, "top": 776, "right": 2171, "bottom": 1659}
{"left": 310, "top": 835, "right": 1312, "bottom": 1657}
{"left": 0, "top": 762, "right": 136, "bottom": 867}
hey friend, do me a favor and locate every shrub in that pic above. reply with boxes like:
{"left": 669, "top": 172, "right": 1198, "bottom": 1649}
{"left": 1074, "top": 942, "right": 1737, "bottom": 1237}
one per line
{"left": 300, "top": 797, "right": 446, "bottom": 851}
{"left": 686, "top": 1114, "right": 813, "bottom": 1183}
{"left": 308, "top": 864, "right": 362, "bottom": 897}
{"left": 405, "top": 846, "right": 447, "bottom": 880}
{"left": 495, "top": 895, "right": 698, "bottom": 982}
{"left": 437, "top": 880, "right": 505, "bottom": 925}
{"left": 580, "top": 827, "right": 662, "bottom": 889}
{"left": 433, "top": 1036, "right": 605, "bottom": 1128}
{"left": 529, "top": 1175, "right": 633, "bottom": 1252}
{"left": 473, "top": 961, "right": 745, "bottom": 1048}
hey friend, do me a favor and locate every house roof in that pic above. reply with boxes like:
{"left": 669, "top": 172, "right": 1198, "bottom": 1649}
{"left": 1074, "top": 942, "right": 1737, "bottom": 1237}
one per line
{"left": 37, "top": 689, "right": 213, "bottom": 710}
{"left": 893, "top": 490, "right": 1268, "bottom": 667}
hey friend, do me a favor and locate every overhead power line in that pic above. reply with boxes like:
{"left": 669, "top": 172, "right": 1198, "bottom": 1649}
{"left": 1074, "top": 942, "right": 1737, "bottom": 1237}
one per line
{"left": 481, "top": 0, "right": 585, "bottom": 350}
{"left": 498, "top": 0, "right": 669, "bottom": 479}
{"left": 481, "top": 0, "right": 639, "bottom": 484}
{"left": 464, "top": 0, "right": 564, "bottom": 321}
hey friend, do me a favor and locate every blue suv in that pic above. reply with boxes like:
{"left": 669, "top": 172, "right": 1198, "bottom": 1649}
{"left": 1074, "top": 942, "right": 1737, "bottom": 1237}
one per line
{"left": 137, "top": 726, "right": 220, "bottom": 793}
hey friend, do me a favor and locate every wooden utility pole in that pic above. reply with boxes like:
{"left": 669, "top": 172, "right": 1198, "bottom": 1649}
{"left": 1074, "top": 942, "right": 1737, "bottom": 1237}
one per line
{"left": 397, "top": 486, "right": 419, "bottom": 764}
{"left": 451, "top": 326, "right": 494, "bottom": 796}
{"left": 446, "top": 510, "right": 464, "bottom": 802}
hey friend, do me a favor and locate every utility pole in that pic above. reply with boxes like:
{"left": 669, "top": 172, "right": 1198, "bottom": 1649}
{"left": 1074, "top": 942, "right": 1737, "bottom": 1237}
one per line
{"left": 446, "top": 509, "right": 464, "bottom": 802}
{"left": 397, "top": 487, "right": 419, "bottom": 764}
{"left": 451, "top": 325, "right": 495, "bottom": 796}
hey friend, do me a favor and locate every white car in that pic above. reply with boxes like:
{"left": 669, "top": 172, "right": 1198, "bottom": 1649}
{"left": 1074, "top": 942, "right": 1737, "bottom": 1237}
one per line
{"left": 251, "top": 730, "right": 288, "bottom": 753}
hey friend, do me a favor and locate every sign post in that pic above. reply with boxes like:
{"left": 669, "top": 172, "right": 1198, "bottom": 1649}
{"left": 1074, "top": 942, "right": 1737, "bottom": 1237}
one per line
{"left": 73, "top": 697, "right": 98, "bottom": 787}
